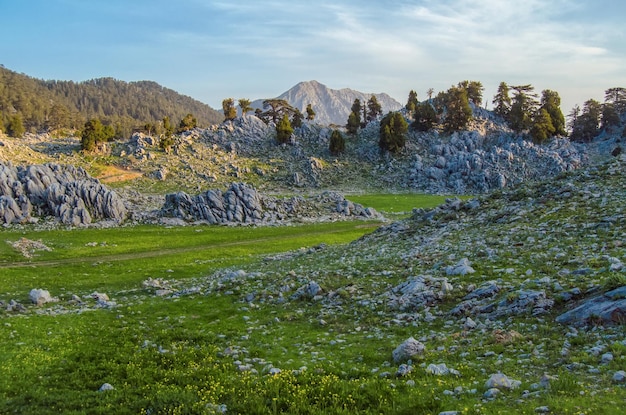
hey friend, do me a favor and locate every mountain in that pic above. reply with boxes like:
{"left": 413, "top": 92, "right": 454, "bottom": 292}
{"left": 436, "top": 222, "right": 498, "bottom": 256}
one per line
{"left": 0, "top": 66, "right": 223, "bottom": 135}
{"left": 251, "top": 80, "right": 403, "bottom": 126}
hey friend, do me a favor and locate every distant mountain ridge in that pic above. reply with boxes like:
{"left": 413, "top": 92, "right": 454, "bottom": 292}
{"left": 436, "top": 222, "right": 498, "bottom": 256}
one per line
{"left": 0, "top": 66, "right": 223, "bottom": 134}
{"left": 251, "top": 80, "right": 402, "bottom": 125}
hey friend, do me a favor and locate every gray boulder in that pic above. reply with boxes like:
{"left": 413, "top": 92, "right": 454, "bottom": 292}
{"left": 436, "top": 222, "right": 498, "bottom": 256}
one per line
{"left": 392, "top": 337, "right": 426, "bottom": 363}
{"left": 556, "top": 286, "right": 626, "bottom": 326}
{"left": 29, "top": 288, "right": 57, "bottom": 306}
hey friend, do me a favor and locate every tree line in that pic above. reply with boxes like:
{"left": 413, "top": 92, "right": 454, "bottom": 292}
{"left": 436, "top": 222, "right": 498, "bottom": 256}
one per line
{"left": 0, "top": 66, "right": 223, "bottom": 139}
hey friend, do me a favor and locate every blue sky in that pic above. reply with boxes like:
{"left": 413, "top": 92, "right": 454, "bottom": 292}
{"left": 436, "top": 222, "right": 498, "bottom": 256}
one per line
{"left": 1, "top": 0, "right": 624, "bottom": 113}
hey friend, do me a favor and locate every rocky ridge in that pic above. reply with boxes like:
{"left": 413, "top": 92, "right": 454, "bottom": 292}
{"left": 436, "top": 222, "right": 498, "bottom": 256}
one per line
{"left": 161, "top": 182, "right": 380, "bottom": 224}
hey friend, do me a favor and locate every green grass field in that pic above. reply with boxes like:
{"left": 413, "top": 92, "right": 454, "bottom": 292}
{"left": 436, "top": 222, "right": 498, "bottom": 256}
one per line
{"left": 348, "top": 193, "right": 470, "bottom": 217}
{"left": 0, "top": 221, "right": 379, "bottom": 297}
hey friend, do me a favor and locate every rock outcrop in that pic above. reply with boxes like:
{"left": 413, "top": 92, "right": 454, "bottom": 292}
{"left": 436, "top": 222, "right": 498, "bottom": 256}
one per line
{"left": 0, "top": 162, "right": 126, "bottom": 225}
{"left": 405, "top": 130, "right": 585, "bottom": 194}
{"left": 556, "top": 286, "right": 626, "bottom": 326}
{"left": 161, "top": 182, "right": 380, "bottom": 225}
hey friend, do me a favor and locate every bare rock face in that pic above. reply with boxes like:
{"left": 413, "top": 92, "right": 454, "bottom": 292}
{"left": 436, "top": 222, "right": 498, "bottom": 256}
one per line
{"left": 0, "top": 162, "right": 126, "bottom": 225}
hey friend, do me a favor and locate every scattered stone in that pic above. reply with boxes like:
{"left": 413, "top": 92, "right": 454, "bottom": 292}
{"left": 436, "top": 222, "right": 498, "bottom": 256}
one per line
{"left": 6, "top": 299, "right": 26, "bottom": 313}
{"left": 29, "top": 288, "right": 57, "bottom": 306}
{"left": 534, "top": 406, "right": 550, "bottom": 413}
{"left": 463, "top": 317, "right": 477, "bottom": 330}
{"left": 483, "top": 388, "right": 501, "bottom": 399}
{"left": 396, "top": 364, "right": 412, "bottom": 377}
{"left": 291, "top": 281, "right": 321, "bottom": 300}
{"left": 601, "top": 353, "right": 614, "bottom": 364}
{"left": 9, "top": 238, "right": 52, "bottom": 258}
{"left": 426, "top": 363, "right": 460, "bottom": 376}
{"left": 90, "top": 292, "right": 110, "bottom": 303}
{"left": 613, "top": 371, "right": 626, "bottom": 383}
{"left": 446, "top": 258, "right": 475, "bottom": 276}
{"left": 392, "top": 337, "right": 425, "bottom": 363}
{"left": 485, "top": 373, "right": 521, "bottom": 390}
{"left": 98, "top": 383, "right": 114, "bottom": 392}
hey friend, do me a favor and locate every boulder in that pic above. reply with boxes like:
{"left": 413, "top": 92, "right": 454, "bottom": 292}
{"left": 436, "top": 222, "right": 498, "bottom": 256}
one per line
{"left": 556, "top": 286, "right": 626, "bottom": 326}
{"left": 446, "top": 258, "right": 475, "bottom": 276}
{"left": 485, "top": 373, "right": 521, "bottom": 390}
{"left": 392, "top": 337, "right": 426, "bottom": 363}
{"left": 29, "top": 288, "right": 57, "bottom": 306}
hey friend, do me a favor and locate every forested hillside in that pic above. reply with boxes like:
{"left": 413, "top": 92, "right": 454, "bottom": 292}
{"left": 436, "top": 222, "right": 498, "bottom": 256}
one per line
{"left": 0, "top": 66, "right": 223, "bottom": 137}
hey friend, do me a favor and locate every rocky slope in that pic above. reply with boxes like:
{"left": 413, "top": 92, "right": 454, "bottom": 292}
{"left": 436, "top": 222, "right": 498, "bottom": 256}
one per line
{"left": 251, "top": 80, "right": 402, "bottom": 125}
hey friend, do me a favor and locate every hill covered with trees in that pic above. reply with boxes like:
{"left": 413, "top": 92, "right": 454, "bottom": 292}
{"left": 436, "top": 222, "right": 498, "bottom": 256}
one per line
{"left": 0, "top": 66, "right": 223, "bottom": 138}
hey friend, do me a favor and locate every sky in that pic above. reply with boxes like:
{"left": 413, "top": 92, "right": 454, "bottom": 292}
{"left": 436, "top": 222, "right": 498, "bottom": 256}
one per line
{"left": 1, "top": 0, "right": 625, "bottom": 114}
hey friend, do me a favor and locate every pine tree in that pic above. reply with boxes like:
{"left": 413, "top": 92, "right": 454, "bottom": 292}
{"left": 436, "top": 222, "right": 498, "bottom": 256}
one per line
{"left": 406, "top": 90, "right": 418, "bottom": 113}
{"left": 379, "top": 112, "right": 408, "bottom": 153}
{"left": 222, "top": 98, "right": 237, "bottom": 121}
{"left": 366, "top": 96, "right": 382, "bottom": 123}
{"left": 509, "top": 85, "right": 538, "bottom": 132}
{"left": 329, "top": 129, "right": 345, "bottom": 155}
{"left": 305, "top": 104, "right": 315, "bottom": 121}
{"left": 275, "top": 114, "right": 293, "bottom": 144}
{"left": 81, "top": 118, "right": 106, "bottom": 151}
{"left": 605, "top": 87, "right": 626, "bottom": 113}
{"left": 570, "top": 99, "right": 601, "bottom": 142}
{"left": 602, "top": 103, "right": 620, "bottom": 130}
{"left": 412, "top": 102, "right": 437, "bottom": 132}
{"left": 530, "top": 108, "right": 555, "bottom": 143}
{"left": 539, "top": 90, "right": 566, "bottom": 136}
{"left": 347, "top": 99, "right": 362, "bottom": 134}
{"left": 443, "top": 86, "right": 472, "bottom": 133}
{"left": 492, "top": 82, "right": 511, "bottom": 120}
{"left": 458, "top": 80, "right": 484, "bottom": 106}
{"left": 291, "top": 109, "right": 304, "bottom": 128}
{"left": 238, "top": 98, "right": 252, "bottom": 116}
{"left": 162, "top": 116, "right": 174, "bottom": 137}
{"left": 566, "top": 105, "right": 580, "bottom": 132}
{"left": 178, "top": 113, "right": 197, "bottom": 132}
{"left": 6, "top": 114, "right": 25, "bottom": 137}
{"left": 346, "top": 112, "right": 360, "bottom": 135}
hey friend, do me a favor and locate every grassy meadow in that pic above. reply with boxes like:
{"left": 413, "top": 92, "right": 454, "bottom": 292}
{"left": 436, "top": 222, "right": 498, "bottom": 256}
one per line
{"left": 0, "top": 187, "right": 624, "bottom": 415}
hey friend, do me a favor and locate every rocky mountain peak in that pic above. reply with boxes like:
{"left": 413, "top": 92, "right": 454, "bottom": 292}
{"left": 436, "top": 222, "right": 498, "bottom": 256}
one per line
{"left": 252, "top": 80, "right": 402, "bottom": 125}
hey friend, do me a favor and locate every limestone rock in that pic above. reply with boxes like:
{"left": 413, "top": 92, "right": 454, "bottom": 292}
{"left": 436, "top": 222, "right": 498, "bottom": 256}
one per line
{"left": 392, "top": 337, "right": 425, "bottom": 363}
{"left": 0, "top": 162, "right": 126, "bottom": 226}
{"left": 485, "top": 373, "right": 521, "bottom": 390}
{"left": 161, "top": 183, "right": 380, "bottom": 224}
{"left": 556, "top": 286, "right": 626, "bottom": 326}
{"left": 446, "top": 258, "right": 475, "bottom": 276}
{"left": 29, "top": 289, "right": 57, "bottom": 306}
